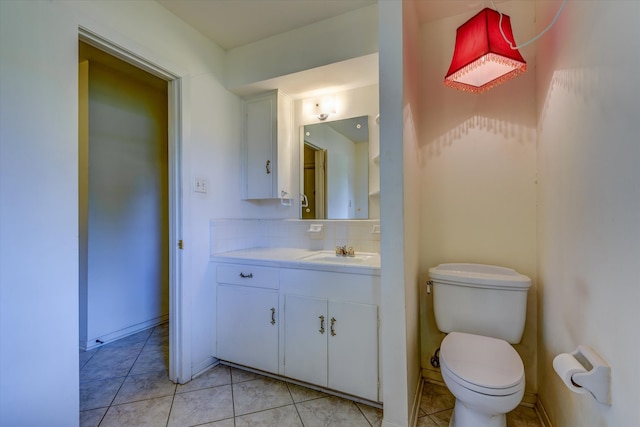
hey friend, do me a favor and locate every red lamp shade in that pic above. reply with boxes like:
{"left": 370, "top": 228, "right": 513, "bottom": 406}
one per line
{"left": 444, "top": 8, "right": 527, "bottom": 94}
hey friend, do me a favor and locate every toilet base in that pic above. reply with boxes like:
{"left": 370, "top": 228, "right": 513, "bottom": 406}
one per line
{"left": 450, "top": 399, "right": 507, "bottom": 427}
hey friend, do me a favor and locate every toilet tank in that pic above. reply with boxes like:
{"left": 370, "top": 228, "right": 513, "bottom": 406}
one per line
{"left": 429, "top": 263, "right": 531, "bottom": 344}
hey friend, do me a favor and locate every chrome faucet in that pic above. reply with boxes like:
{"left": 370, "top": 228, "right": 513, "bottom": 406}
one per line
{"left": 335, "top": 245, "right": 355, "bottom": 257}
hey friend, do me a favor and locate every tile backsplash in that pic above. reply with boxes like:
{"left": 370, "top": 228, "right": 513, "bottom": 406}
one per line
{"left": 210, "top": 219, "right": 380, "bottom": 255}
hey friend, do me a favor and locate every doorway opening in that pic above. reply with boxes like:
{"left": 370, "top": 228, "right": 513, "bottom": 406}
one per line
{"left": 302, "top": 143, "right": 326, "bottom": 219}
{"left": 78, "top": 29, "right": 185, "bottom": 384}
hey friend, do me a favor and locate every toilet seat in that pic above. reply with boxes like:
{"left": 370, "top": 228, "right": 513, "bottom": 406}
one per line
{"left": 440, "top": 332, "right": 525, "bottom": 396}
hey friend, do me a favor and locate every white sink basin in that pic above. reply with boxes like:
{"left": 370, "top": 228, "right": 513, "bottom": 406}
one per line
{"left": 298, "top": 251, "right": 379, "bottom": 267}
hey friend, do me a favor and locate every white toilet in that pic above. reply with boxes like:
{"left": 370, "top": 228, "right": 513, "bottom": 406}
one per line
{"left": 429, "top": 263, "right": 531, "bottom": 427}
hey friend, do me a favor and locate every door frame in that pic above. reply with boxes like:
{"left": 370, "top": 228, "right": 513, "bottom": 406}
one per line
{"left": 79, "top": 27, "right": 189, "bottom": 383}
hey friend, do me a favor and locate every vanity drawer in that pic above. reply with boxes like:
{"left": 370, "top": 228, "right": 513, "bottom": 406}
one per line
{"left": 216, "top": 264, "right": 280, "bottom": 289}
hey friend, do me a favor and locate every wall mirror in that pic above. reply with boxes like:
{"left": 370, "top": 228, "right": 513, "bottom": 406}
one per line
{"left": 300, "top": 115, "right": 369, "bottom": 219}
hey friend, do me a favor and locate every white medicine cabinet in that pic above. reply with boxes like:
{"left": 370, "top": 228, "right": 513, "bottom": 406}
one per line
{"left": 241, "top": 90, "right": 293, "bottom": 201}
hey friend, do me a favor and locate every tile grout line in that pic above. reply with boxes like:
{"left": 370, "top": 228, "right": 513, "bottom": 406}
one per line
{"left": 149, "top": 324, "right": 175, "bottom": 427}
{"left": 286, "top": 382, "right": 306, "bottom": 427}
{"left": 108, "top": 326, "right": 155, "bottom": 408}
{"left": 99, "top": 345, "right": 129, "bottom": 426}
{"left": 96, "top": 325, "right": 163, "bottom": 427}
{"left": 230, "top": 367, "right": 237, "bottom": 426}
{"left": 354, "top": 401, "right": 375, "bottom": 427}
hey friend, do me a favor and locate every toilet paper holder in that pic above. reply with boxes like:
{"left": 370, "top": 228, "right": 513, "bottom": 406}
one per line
{"left": 554, "top": 345, "right": 611, "bottom": 405}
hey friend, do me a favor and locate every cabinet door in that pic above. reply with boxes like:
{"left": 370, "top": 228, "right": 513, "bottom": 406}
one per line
{"left": 283, "top": 294, "right": 327, "bottom": 386}
{"left": 242, "top": 90, "right": 293, "bottom": 200}
{"left": 275, "top": 90, "right": 292, "bottom": 198}
{"left": 328, "top": 301, "right": 379, "bottom": 401}
{"left": 244, "top": 95, "right": 275, "bottom": 199}
{"left": 216, "top": 285, "right": 279, "bottom": 373}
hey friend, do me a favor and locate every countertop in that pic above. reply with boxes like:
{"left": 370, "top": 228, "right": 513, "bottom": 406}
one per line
{"left": 211, "top": 247, "right": 380, "bottom": 275}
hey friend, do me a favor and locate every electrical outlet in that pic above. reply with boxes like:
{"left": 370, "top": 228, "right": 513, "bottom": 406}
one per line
{"left": 193, "top": 176, "right": 208, "bottom": 193}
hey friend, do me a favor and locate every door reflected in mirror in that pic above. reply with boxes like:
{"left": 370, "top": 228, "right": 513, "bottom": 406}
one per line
{"left": 301, "top": 116, "right": 369, "bottom": 220}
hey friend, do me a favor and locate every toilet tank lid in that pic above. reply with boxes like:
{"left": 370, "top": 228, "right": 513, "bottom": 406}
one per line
{"left": 429, "top": 263, "right": 531, "bottom": 289}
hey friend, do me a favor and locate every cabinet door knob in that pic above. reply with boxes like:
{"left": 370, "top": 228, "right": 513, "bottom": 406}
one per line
{"left": 270, "top": 307, "right": 276, "bottom": 325}
{"left": 266, "top": 159, "right": 271, "bottom": 174}
{"left": 319, "top": 315, "right": 325, "bottom": 334}
{"left": 330, "top": 317, "right": 337, "bottom": 336}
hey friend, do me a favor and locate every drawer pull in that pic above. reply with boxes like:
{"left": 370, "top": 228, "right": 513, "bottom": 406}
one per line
{"left": 319, "top": 315, "right": 325, "bottom": 334}
{"left": 330, "top": 317, "right": 337, "bottom": 336}
{"left": 239, "top": 272, "right": 253, "bottom": 279}
{"left": 270, "top": 307, "right": 276, "bottom": 325}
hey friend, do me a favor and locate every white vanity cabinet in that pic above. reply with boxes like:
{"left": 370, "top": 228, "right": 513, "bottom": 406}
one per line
{"left": 242, "top": 90, "right": 293, "bottom": 200}
{"left": 284, "top": 294, "right": 378, "bottom": 401}
{"left": 281, "top": 267, "right": 380, "bottom": 401}
{"left": 215, "top": 264, "right": 280, "bottom": 374}
{"left": 212, "top": 254, "right": 380, "bottom": 402}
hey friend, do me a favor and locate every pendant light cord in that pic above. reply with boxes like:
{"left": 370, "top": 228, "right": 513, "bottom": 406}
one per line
{"left": 491, "top": 0, "right": 567, "bottom": 50}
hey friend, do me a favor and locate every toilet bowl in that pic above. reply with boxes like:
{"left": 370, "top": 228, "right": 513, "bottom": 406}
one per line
{"left": 440, "top": 332, "right": 525, "bottom": 427}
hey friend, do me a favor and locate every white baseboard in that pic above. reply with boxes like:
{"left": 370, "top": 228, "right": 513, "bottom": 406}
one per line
{"left": 422, "top": 367, "right": 445, "bottom": 385}
{"left": 80, "top": 314, "right": 168, "bottom": 351}
{"left": 192, "top": 356, "right": 217, "bottom": 379}
{"left": 536, "top": 398, "right": 552, "bottom": 427}
{"left": 521, "top": 391, "right": 537, "bottom": 408}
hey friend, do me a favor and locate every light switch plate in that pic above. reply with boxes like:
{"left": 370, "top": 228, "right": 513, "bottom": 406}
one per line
{"left": 193, "top": 176, "right": 208, "bottom": 193}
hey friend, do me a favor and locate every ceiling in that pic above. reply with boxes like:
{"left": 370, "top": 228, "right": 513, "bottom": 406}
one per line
{"left": 157, "top": 0, "right": 377, "bottom": 50}
{"left": 414, "top": 0, "right": 509, "bottom": 24}
{"left": 156, "top": 0, "right": 505, "bottom": 51}
{"left": 155, "top": 1, "right": 507, "bottom": 98}
{"left": 231, "top": 53, "right": 379, "bottom": 99}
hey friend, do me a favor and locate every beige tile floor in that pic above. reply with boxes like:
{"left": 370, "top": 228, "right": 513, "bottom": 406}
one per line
{"left": 80, "top": 323, "right": 541, "bottom": 427}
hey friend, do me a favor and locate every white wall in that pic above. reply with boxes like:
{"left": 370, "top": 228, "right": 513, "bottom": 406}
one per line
{"left": 226, "top": 4, "right": 378, "bottom": 90}
{"left": 377, "top": 0, "right": 422, "bottom": 425}
{"left": 81, "top": 56, "right": 169, "bottom": 348}
{"left": 1, "top": 0, "right": 239, "bottom": 423}
{"left": 417, "top": 1, "right": 539, "bottom": 400}
{"left": 1, "top": 2, "right": 80, "bottom": 425}
{"left": 535, "top": 1, "right": 640, "bottom": 425}
{"left": 402, "top": 0, "right": 423, "bottom": 422}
